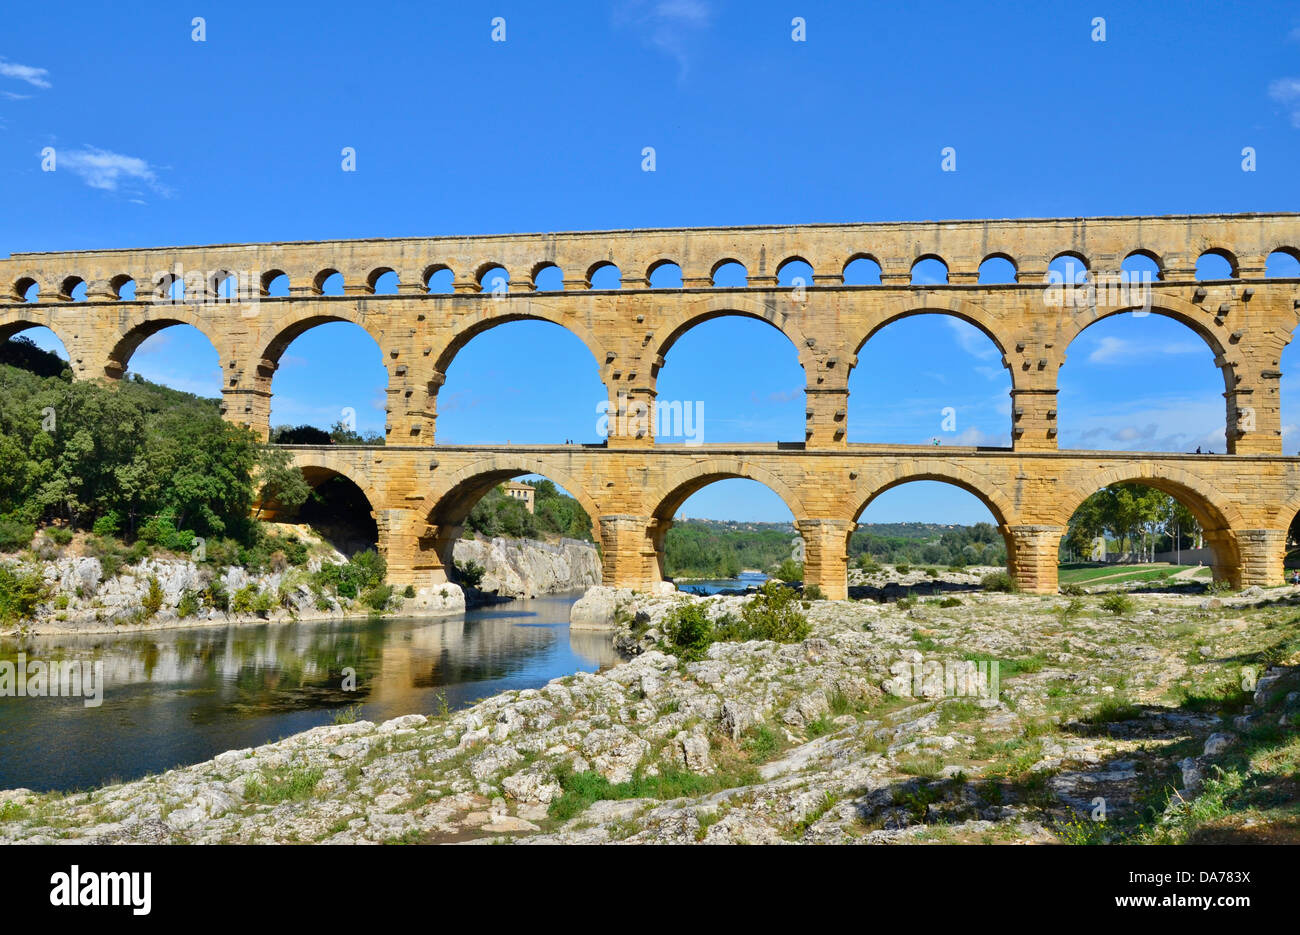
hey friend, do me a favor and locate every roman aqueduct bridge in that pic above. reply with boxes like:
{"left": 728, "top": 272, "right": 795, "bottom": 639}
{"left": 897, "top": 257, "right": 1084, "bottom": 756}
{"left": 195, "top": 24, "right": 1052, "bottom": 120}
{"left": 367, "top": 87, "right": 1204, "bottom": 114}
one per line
{"left": 3, "top": 212, "right": 1299, "bottom": 598}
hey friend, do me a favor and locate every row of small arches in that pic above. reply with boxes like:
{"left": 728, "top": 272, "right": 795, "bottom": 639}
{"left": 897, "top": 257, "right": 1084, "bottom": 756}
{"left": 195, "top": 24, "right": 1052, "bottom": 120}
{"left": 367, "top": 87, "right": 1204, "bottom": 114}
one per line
{"left": 11, "top": 247, "right": 1300, "bottom": 303}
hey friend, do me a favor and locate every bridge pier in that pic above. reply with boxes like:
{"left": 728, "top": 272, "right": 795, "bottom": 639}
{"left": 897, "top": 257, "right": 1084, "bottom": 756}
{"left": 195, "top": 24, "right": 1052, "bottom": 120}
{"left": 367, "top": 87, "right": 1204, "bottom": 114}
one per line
{"left": 1233, "top": 528, "right": 1286, "bottom": 588}
{"left": 1006, "top": 524, "right": 1063, "bottom": 594}
{"left": 600, "top": 514, "right": 661, "bottom": 590}
{"left": 795, "top": 518, "right": 853, "bottom": 600}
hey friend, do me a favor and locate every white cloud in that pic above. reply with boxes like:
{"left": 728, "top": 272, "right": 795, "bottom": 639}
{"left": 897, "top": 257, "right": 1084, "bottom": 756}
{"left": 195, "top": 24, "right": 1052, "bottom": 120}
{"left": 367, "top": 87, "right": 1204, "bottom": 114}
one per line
{"left": 56, "top": 146, "right": 170, "bottom": 196}
{"left": 1085, "top": 335, "right": 1205, "bottom": 364}
{"left": 1269, "top": 77, "right": 1300, "bottom": 128}
{"left": 945, "top": 317, "right": 1000, "bottom": 360}
{"left": 0, "top": 59, "right": 51, "bottom": 89}
{"left": 614, "top": 0, "right": 712, "bottom": 81}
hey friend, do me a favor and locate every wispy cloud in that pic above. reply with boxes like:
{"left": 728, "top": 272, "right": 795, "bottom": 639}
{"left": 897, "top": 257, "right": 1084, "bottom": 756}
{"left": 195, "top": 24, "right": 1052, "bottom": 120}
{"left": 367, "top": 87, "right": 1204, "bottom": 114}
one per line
{"left": 945, "top": 317, "right": 1000, "bottom": 360}
{"left": 1269, "top": 77, "right": 1300, "bottom": 128}
{"left": 0, "top": 59, "right": 51, "bottom": 89}
{"left": 1085, "top": 335, "right": 1204, "bottom": 364}
{"left": 56, "top": 146, "right": 171, "bottom": 197}
{"left": 613, "top": 0, "right": 712, "bottom": 82}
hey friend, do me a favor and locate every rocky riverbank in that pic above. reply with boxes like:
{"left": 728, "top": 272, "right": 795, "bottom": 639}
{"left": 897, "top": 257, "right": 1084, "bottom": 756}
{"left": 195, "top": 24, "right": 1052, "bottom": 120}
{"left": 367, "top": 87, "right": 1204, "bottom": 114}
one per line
{"left": 1, "top": 529, "right": 599, "bottom": 636}
{"left": 3, "top": 578, "right": 1297, "bottom": 844}
{"left": 453, "top": 535, "right": 600, "bottom": 601}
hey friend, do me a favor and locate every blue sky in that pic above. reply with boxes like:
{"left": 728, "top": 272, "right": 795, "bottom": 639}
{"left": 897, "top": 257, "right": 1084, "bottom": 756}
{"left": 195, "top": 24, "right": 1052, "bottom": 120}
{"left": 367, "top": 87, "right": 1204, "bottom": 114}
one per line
{"left": 4, "top": 1, "right": 1300, "bottom": 524}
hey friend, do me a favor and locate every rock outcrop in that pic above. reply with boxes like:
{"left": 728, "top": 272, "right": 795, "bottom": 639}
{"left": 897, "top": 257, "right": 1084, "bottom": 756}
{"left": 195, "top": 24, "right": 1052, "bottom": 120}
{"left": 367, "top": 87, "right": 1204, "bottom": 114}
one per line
{"left": 452, "top": 536, "right": 600, "bottom": 599}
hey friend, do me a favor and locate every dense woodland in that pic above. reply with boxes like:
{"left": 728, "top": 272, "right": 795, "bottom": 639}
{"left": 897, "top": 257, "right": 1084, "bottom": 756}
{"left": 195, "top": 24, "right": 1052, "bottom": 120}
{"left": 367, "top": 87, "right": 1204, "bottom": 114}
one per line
{"left": 0, "top": 338, "right": 288, "bottom": 552}
{"left": 1061, "top": 483, "right": 1203, "bottom": 561}
{"left": 462, "top": 480, "right": 594, "bottom": 542}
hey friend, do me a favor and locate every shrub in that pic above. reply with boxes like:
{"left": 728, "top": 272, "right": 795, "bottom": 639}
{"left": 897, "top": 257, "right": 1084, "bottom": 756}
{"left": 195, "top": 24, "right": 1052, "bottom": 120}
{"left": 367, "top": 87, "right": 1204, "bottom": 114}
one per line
{"left": 980, "top": 570, "right": 1018, "bottom": 593}
{"left": 402, "top": 584, "right": 416, "bottom": 599}
{"left": 177, "top": 589, "right": 200, "bottom": 618}
{"left": 231, "top": 583, "right": 261, "bottom": 615}
{"left": 1060, "top": 582, "right": 1087, "bottom": 596}
{"left": 938, "top": 596, "right": 962, "bottom": 608}
{"left": 46, "top": 526, "right": 73, "bottom": 546}
{"left": 454, "top": 559, "right": 486, "bottom": 589}
{"left": 1100, "top": 592, "right": 1134, "bottom": 616}
{"left": 0, "top": 564, "right": 50, "bottom": 624}
{"left": 204, "top": 578, "right": 229, "bottom": 612}
{"left": 662, "top": 602, "right": 715, "bottom": 661}
{"left": 924, "top": 567, "right": 939, "bottom": 577}
{"left": 772, "top": 558, "right": 803, "bottom": 583}
{"left": 141, "top": 575, "right": 165, "bottom": 618}
{"left": 736, "top": 581, "right": 810, "bottom": 643}
{"left": 895, "top": 564, "right": 911, "bottom": 574}
{"left": 138, "top": 514, "right": 178, "bottom": 548}
{"left": 803, "top": 583, "right": 825, "bottom": 601}
{"left": 857, "top": 555, "right": 882, "bottom": 574}
{"left": 0, "top": 518, "right": 34, "bottom": 553}
{"left": 363, "top": 583, "right": 394, "bottom": 612}
{"left": 92, "top": 512, "right": 121, "bottom": 537}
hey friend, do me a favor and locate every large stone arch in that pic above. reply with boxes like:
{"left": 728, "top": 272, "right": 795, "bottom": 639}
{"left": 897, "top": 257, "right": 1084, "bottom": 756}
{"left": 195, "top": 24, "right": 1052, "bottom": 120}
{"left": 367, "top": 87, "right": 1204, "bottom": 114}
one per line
{"left": 282, "top": 450, "right": 385, "bottom": 516}
{"left": 418, "top": 457, "right": 603, "bottom": 583}
{"left": 431, "top": 308, "right": 607, "bottom": 379}
{"left": 1060, "top": 295, "right": 1231, "bottom": 371}
{"left": 104, "top": 308, "right": 227, "bottom": 379}
{"left": 649, "top": 295, "right": 814, "bottom": 376}
{"left": 1051, "top": 462, "right": 1243, "bottom": 530}
{"left": 849, "top": 461, "right": 1018, "bottom": 529}
{"left": 1052, "top": 463, "right": 1245, "bottom": 585}
{"left": 427, "top": 455, "right": 603, "bottom": 531}
{"left": 256, "top": 307, "right": 386, "bottom": 365}
{"left": 0, "top": 311, "right": 72, "bottom": 358}
{"left": 849, "top": 295, "right": 1015, "bottom": 365}
{"left": 648, "top": 457, "right": 807, "bottom": 523}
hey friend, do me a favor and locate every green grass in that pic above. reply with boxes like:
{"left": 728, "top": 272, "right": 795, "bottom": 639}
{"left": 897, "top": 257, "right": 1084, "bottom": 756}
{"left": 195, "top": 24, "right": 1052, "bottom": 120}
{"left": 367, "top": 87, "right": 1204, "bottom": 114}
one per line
{"left": 547, "top": 763, "right": 759, "bottom": 822}
{"left": 1058, "top": 563, "right": 1191, "bottom": 584}
{"left": 243, "top": 765, "right": 325, "bottom": 805}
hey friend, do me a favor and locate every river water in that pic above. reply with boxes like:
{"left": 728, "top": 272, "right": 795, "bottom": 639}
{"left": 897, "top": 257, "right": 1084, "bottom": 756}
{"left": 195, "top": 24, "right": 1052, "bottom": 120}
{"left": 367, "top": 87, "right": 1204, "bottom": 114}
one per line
{"left": 0, "top": 594, "right": 619, "bottom": 793}
{"left": 676, "top": 571, "right": 770, "bottom": 595}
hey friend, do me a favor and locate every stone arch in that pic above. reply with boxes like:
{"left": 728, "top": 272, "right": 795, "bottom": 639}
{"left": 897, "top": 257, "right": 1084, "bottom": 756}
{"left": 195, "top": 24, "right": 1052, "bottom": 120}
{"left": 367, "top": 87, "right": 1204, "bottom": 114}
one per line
{"left": 1196, "top": 248, "right": 1239, "bottom": 279}
{"left": 108, "top": 274, "right": 135, "bottom": 300}
{"left": 282, "top": 451, "right": 384, "bottom": 515}
{"left": 646, "top": 257, "right": 681, "bottom": 286}
{"left": 432, "top": 310, "right": 606, "bottom": 378}
{"left": 423, "top": 457, "right": 603, "bottom": 577}
{"left": 649, "top": 458, "right": 806, "bottom": 523}
{"left": 910, "top": 254, "right": 949, "bottom": 284}
{"left": 0, "top": 312, "right": 67, "bottom": 347}
{"left": 851, "top": 296, "right": 1014, "bottom": 364}
{"left": 257, "top": 307, "right": 386, "bottom": 365}
{"left": 849, "top": 463, "right": 1018, "bottom": 530}
{"left": 422, "top": 263, "right": 455, "bottom": 292}
{"left": 429, "top": 456, "right": 602, "bottom": 530}
{"left": 1121, "top": 249, "right": 1164, "bottom": 279}
{"left": 978, "top": 253, "right": 1019, "bottom": 284}
{"left": 1052, "top": 465, "right": 1244, "bottom": 584}
{"left": 105, "top": 309, "right": 225, "bottom": 379}
{"left": 650, "top": 295, "right": 812, "bottom": 375}
{"left": 366, "top": 266, "right": 397, "bottom": 293}
{"left": 1061, "top": 296, "right": 1233, "bottom": 387}
{"left": 10, "top": 274, "right": 41, "bottom": 302}
{"left": 710, "top": 258, "right": 749, "bottom": 286}
{"left": 646, "top": 458, "right": 807, "bottom": 584}
{"left": 312, "top": 268, "right": 343, "bottom": 295}
{"left": 0, "top": 313, "right": 72, "bottom": 370}
{"left": 260, "top": 269, "right": 290, "bottom": 296}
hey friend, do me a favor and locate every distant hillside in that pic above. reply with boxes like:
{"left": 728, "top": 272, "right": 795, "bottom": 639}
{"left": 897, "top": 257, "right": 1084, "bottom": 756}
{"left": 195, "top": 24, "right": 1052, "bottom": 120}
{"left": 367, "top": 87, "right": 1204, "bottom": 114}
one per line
{"left": 665, "top": 517, "right": 1006, "bottom": 575}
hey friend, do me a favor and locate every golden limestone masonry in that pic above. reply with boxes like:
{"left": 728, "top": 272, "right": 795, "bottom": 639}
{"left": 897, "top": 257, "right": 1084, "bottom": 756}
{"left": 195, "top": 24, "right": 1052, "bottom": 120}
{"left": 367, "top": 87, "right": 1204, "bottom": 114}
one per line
{"left": 5, "top": 212, "right": 1299, "bottom": 597}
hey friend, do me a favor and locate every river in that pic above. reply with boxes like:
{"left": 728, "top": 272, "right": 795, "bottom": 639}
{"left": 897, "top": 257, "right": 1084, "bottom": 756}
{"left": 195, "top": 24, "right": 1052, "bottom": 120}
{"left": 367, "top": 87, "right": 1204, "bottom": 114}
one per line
{"left": 676, "top": 571, "right": 770, "bottom": 595}
{"left": 0, "top": 594, "right": 619, "bottom": 793}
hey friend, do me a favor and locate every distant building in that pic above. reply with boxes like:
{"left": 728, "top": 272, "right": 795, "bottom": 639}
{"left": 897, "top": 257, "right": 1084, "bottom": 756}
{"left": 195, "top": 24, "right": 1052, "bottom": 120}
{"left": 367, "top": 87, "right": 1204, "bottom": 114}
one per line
{"left": 504, "top": 481, "right": 535, "bottom": 513}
